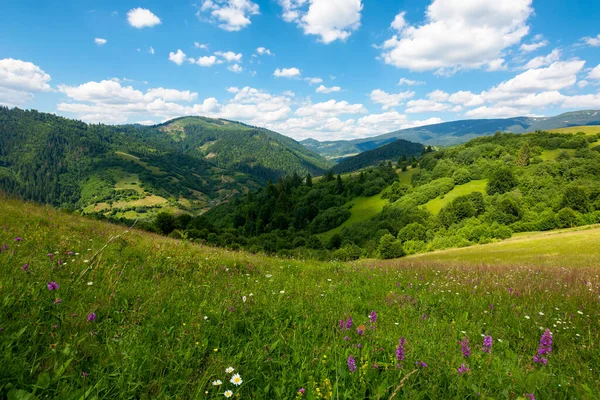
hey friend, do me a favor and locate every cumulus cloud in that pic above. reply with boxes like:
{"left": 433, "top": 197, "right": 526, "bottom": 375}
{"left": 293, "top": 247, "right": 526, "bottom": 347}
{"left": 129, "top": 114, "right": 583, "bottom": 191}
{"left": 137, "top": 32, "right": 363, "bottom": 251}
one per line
{"left": 398, "top": 78, "right": 425, "bottom": 86}
{"left": 197, "top": 0, "right": 260, "bottom": 31}
{"left": 405, "top": 99, "right": 449, "bottom": 113}
{"left": 278, "top": 0, "right": 363, "bottom": 44}
{"left": 215, "top": 51, "right": 243, "bottom": 63}
{"left": 94, "top": 38, "right": 107, "bottom": 46}
{"left": 192, "top": 55, "right": 221, "bottom": 67}
{"left": 306, "top": 77, "right": 323, "bottom": 85}
{"left": 520, "top": 36, "right": 548, "bottom": 52}
{"left": 194, "top": 42, "right": 209, "bottom": 50}
{"left": 169, "top": 50, "right": 187, "bottom": 65}
{"left": 274, "top": 67, "right": 301, "bottom": 78}
{"left": 380, "top": 0, "right": 533, "bottom": 73}
{"left": 370, "top": 89, "right": 414, "bottom": 110}
{"left": 0, "top": 58, "right": 51, "bottom": 106}
{"left": 256, "top": 47, "right": 273, "bottom": 56}
{"left": 296, "top": 99, "right": 366, "bottom": 118}
{"left": 127, "top": 8, "right": 161, "bottom": 28}
{"left": 315, "top": 85, "right": 341, "bottom": 93}
{"left": 228, "top": 64, "right": 243, "bottom": 73}
{"left": 465, "top": 106, "right": 529, "bottom": 118}
{"left": 581, "top": 34, "right": 600, "bottom": 47}
{"left": 523, "top": 49, "right": 560, "bottom": 69}
{"left": 588, "top": 64, "right": 600, "bottom": 80}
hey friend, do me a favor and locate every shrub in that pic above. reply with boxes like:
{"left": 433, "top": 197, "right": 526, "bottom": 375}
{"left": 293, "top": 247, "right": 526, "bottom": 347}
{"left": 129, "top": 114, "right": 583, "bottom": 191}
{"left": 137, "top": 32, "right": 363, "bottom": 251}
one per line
{"left": 333, "top": 243, "right": 363, "bottom": 261}
{"left": 377, "top": 234, "right": 405, "bottom": 259}
{"left": 557, "top": 208, "right": 579, "bottom": 228}
{"left": 486, "top": 166, "right": 518, "bottom": 195}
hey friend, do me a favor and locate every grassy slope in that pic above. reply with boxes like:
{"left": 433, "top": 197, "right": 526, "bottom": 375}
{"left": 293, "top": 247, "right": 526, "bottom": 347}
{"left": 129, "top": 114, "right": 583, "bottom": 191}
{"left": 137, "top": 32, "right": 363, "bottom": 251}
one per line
{"left": 547, "top": 126, "right": 600, "bottom": 135}
{"left": 320, "top": 194, "right": 387, "bottom": 241}
{"left": 1, "top": 197, "right": 599, "bottom": 399}
{"left": 402, "top": 224, "right": 600, "bottom": 267}
{"left": 424, "top": 180, "right": 488, "bottom": 215}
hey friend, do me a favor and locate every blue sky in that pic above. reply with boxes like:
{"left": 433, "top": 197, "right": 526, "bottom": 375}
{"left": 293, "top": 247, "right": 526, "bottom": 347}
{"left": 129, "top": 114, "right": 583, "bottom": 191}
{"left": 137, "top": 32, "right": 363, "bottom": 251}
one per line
{"left": 1, "top": 0, "right": 600, "bottom": 141}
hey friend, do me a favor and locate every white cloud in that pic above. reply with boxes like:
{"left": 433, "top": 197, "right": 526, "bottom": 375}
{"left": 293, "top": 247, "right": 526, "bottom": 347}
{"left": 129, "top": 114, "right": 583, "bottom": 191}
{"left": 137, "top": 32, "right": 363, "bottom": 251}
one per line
{"left": 380, "top": 0, "right": 533, "bottom": 73}
{"left": 306, "top": 77, "right": 323, "bottom": 85}
{"left": 193, "top": 55, "right": 221, "bottom": 67}
{"left": 149, "top": 47, "right": 155, "bottom": 55}
{"left": 405, "top": 99, "right": 449, "bottom": 113}
{"left": 169, "top": 50, "right": 187, "bottom": 65}
{"left": 426, "top": 90, "right": 449, "bottom": 102}
{"left": 198, "top": 0, "right": 260, "bottom": 32}
{"left": 561, "top": 94, "right": 600, "bottom": 109}
{"left": 127, "top": 8, "right": 161, "bottom": 28}
{"left": 581, "top": 34, "right": 600, "bottom": 47}
{"left": 274, "top": 67, "right": 301, "bottom": 78}
{"left": 315, "top": 84, "right": 341, "bottom": 93}
{"left": 194, "top": 42, "right": 209, "bottom": 50}
{"left": 228, "top": 64, "right": 243, "bottom": 73}
{"left": 278, "top": 0, "right": 363, "bottom": 44}
{"left": 94, "top": 38, "right": 107, "bottom": 46}
{"left": 390, "top": 11, "right": 406, "bottom": 31}
{"left": 215, "top": 51, "right": 243, "bottom": 63}
{"left": 296, "top": 99, "right": 366, "bottom": 118}
{"left": 370, "top": 89, "right": 415, "bottom": 110}
{"left": 588, "top": 64, "right": 600, "bottom": 80}
{"left": 256, "top": 47, "right": 273, "bottom": 56}
{"left": 448, "top": 91, "right": 484, "bottom": 106}
{"left": 523, "top": 49, "right": 560, "bottom": 69}
{"left": 226, "top": 87, "right": 239, "bottom": 93}
{"left": 0, "top": 58, "right": 51, "bottom": 105}
{"left": 578, "top": 80, "right": 590, "bottom": 89}
{"left": 520, "top": 39, "right": 548, "bottom": 52}
{"left": 465, "top": 106, "right": 529, "bottom": 118}
{"left": 398, "top": 77, "right": 425, "bottom": 86}
{"left": 146, "top": 88, "right": 198, "bottom": 102}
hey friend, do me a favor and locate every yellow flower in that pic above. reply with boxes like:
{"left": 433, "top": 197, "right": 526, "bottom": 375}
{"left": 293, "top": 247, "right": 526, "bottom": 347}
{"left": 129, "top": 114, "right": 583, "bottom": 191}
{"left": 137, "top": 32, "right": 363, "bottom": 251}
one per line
{"left": 213, "top": 348, "right": 219, "bottom": 352}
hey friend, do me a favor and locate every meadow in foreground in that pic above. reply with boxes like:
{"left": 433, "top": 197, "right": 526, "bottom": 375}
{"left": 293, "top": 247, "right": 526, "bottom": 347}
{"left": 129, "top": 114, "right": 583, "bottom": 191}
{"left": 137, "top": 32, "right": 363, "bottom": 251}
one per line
{"left": 0, "top": 197, "right": 599, "bottom": 399}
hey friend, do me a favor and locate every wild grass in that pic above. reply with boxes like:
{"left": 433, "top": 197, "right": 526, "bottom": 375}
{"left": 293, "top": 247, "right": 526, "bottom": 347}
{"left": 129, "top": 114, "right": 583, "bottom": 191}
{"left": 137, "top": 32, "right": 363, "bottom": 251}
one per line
{"left": 321, "top": 194, "right": 387, "bottom": 240}
{"left": 547, "top": 126, "right": 600, "bottom": 135}
{"left": 424, "top": 180, "right": 487, "bottom": 215}
{"left": 0, "top": 196, "right": 599, "bottom": 399}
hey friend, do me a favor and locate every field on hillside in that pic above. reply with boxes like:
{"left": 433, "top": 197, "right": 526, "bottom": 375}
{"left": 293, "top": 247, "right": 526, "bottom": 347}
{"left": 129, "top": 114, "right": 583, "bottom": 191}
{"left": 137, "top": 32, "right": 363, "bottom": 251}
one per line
{"left": 321, "top": 194, "right": 387, "bottom": 240}
{"left": 1, "top": 196, "right": 599, "bottom": 399}
{"left": 424, "top": 180, "right": 487, "bottom": 215}
{"left": 547, "top": 126, "right": 600, "bottom": 135}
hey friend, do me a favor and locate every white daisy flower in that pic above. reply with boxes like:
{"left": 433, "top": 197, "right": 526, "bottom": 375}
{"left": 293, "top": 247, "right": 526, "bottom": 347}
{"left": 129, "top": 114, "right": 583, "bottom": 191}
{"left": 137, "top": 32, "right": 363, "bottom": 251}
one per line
{"left": 525, "top": 315, "right": 530, "bottom": 319}
{"left": 212, "top": 380, "right": 222, "bottom": 386}
{"left": 242, "top": 296, "right": 247, "bottom": 303}
{"left": 225, "top": 367, "right": 234, "bottom": 374}
{"left": 87, "top": 282, "right": 93, "bottom": 286}
{"left": 224, "top": 390, "right": 233, "bottom": 398}
{"left": 230, "top": 373, "right": 242, "bottom": 386}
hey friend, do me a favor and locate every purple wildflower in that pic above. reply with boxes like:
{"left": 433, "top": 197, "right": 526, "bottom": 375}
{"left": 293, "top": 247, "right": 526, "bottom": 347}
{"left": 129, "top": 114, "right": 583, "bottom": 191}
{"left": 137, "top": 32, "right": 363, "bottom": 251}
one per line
{"left": 47, "top": 281, "right": 59, "bottom": 291}
{"left": 357, "top": 343, "right": 362, "bottom": 349}
{"left": 416, "top": 361, "right": 428, "bottom": 368}
{"left": 58, "top": 260, "right": 63, "bottom": 266}
{"left": 14, "top": 237, "right": 23, "bottom": 242}
{"left": 81, "top": 372, "right": 88, "bottom": 377}
{"left": 534, "top": 329, "right": 552, "bottom": 364}
{"left": 457, "top": 363, "right": 470, "bottom": 374}
{"left": 87, "top": 312, "right": 97, "bottom": 322}
{"left": 525, "top": 394, "right": 535, "bottom": 400}
{"left": 460, "top": 337, "right": 471, "bottom": 358}
{"left": 343, "top": 336, "right": 349, "bottom": 341}
{"left": 47, "top": 253, "right": 54, "bottom": 259}
{"left": 22, "top": 263, "right": 29, "bottom": 271}
{"left": 346, "top": 317, "right": 353, "bottom": 330}
{"left": 373, "top": 363, "right": 379, "bottom": 369}
{"left": 3, "top": 243, "right": 7, "bottom": 250}
{"left": 67, "top": 251, "right": 74, "bottom": 255}
{"left": 369, "top": 310, "right": 377, "bottom": 324}
{"left": 298, "top": 388, "right": 306, "bottom": 395}
{"left": 396, "top": 337, "right": 406, "bottom": 362}
{"left": 347, "top": 355, "right": 356, "bottom": 373}
{"left": 482, "top": 335, "right": 493, "bottom": 353}
{"left": 421, "top": 314, "right": 427, "bottom": 321}
{"left": 54, "top": 298, "right": 62, "bottom": 305}
{"left": 489, "top": 304, "right": 494, "bottom": 310}
{"left": 229, "top": 306, "right": 235, "bottom": 313}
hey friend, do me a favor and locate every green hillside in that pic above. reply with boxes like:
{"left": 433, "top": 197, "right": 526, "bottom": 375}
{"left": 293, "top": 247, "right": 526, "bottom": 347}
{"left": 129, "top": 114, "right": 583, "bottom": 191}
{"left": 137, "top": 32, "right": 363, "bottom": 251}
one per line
{"left": 0, "top": 108, "right": 331, "bottom": 219}
{"left": 424, "top": 180, "right": 487, "bottom": 215}
{"left": 320, "top": 194, "right": 388, "bottom": 240}
{"left": 1, "top": 196, "right": 598, "bottom": 399}
{"left": 330, "top": 139, "right": 424, "bottom": 174}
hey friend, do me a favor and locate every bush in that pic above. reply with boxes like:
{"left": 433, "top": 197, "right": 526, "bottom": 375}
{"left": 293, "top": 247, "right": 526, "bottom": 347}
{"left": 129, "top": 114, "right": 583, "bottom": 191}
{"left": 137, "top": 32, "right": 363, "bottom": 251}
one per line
{"left": 397, "top": 223, "right": 428, "bottom": 242}
{"left": 377, "top": 234, "right": 405, "bottom": 259}
{"left": 310, "top": 207, "right": 351, "bottom": 234}
{"left": 486, "top": 167, "right": 518, "bottom": 195}
{"left": 452, "top": 168, "right": 471, "bottom": 185}
{"left": 333, "top": 243, "right": 363, "bottom": 261}
{"left": 403, "top": 240, "right": 427, "bottom": 255}
{"left": 557, "top": 208, "right": 579, "bottom": 228}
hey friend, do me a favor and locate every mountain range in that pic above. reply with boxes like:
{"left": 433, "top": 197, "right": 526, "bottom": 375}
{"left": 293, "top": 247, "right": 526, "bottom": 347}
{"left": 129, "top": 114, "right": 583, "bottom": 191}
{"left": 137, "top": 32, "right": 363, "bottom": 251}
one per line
{"left": 301, "top": 110, "right": 600, "bottom": 160}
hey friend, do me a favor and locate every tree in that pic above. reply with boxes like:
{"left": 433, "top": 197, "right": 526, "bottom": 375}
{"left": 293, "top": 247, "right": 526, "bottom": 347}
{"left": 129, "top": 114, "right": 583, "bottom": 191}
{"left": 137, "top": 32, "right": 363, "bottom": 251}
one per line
{"left": 306, "top": 173, "right": 313, "bottom": 187}
{"left": 486, "top": 167, "right": 518, "bottom": 195}
{"left": 516, "top": 142, "right": 532, "bottom": 167}
{"left": 377, "top": 234, "right": 405, "bottom": 259}
{"left": 155, "top": 212, "right": 176, "bottom": 235}
{"left": 560, "top": 185, "right": 590, "bottom": 213}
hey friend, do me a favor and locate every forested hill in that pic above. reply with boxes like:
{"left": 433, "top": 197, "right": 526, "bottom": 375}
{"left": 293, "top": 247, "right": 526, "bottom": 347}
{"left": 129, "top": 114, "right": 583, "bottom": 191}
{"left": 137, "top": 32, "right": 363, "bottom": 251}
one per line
{"left": 331, "top": 139, "right": 425, "bottom": 174}
{"left": 154, "top": 127, "right": 600, "bottom": 261}
{"left": 0, "top": 108, "right": 331, "bottom": 219}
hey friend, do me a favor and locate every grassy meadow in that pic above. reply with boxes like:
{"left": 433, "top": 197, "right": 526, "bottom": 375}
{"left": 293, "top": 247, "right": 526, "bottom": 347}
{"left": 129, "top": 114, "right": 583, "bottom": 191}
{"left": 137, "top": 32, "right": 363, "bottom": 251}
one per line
{"left": 0, "top": 196, "right": 599, "bottom": 399}
{"left": 320, "top": 194, "right": 387, "bottom": 241}
{"left": 424, "top": 180, "right": 488, "bottom": 215}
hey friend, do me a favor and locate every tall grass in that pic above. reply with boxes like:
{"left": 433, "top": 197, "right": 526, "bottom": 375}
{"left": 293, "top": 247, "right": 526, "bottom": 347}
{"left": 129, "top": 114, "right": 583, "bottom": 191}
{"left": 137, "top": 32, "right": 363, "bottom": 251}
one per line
{"left": 0, "top": 197, "right": 599, "bottom": 399}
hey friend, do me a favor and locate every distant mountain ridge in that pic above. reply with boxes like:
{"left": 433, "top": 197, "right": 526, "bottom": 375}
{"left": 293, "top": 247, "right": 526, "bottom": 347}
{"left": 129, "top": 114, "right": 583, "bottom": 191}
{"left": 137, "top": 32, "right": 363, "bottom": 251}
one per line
{"left": 302, "top": 110, "right": 600, "bottom": 160}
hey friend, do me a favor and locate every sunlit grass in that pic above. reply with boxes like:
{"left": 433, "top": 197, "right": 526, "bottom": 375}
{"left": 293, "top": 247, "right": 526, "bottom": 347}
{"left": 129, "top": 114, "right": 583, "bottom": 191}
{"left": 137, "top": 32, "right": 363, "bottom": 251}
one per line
{"left": 1, "top": 196, "right": 599, "bottom": 399}
{"left": 424, "top": 180, "right": 487, "bottom": 215}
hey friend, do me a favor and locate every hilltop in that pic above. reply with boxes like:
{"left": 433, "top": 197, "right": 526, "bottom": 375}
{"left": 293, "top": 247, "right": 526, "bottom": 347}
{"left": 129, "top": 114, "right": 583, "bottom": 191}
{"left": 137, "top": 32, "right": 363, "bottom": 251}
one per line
{"left": 302, "top": 110, "right": 600, "bottom": 160}
{"left": 0, "top": 108, "right": 331, "bottom": 220}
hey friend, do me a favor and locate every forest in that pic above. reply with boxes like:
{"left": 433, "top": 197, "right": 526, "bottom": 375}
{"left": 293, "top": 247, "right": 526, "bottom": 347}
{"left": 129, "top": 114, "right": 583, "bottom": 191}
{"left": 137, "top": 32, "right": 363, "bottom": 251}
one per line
{"left": 145, "top": 129, "right": 600, "bottom": 260}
